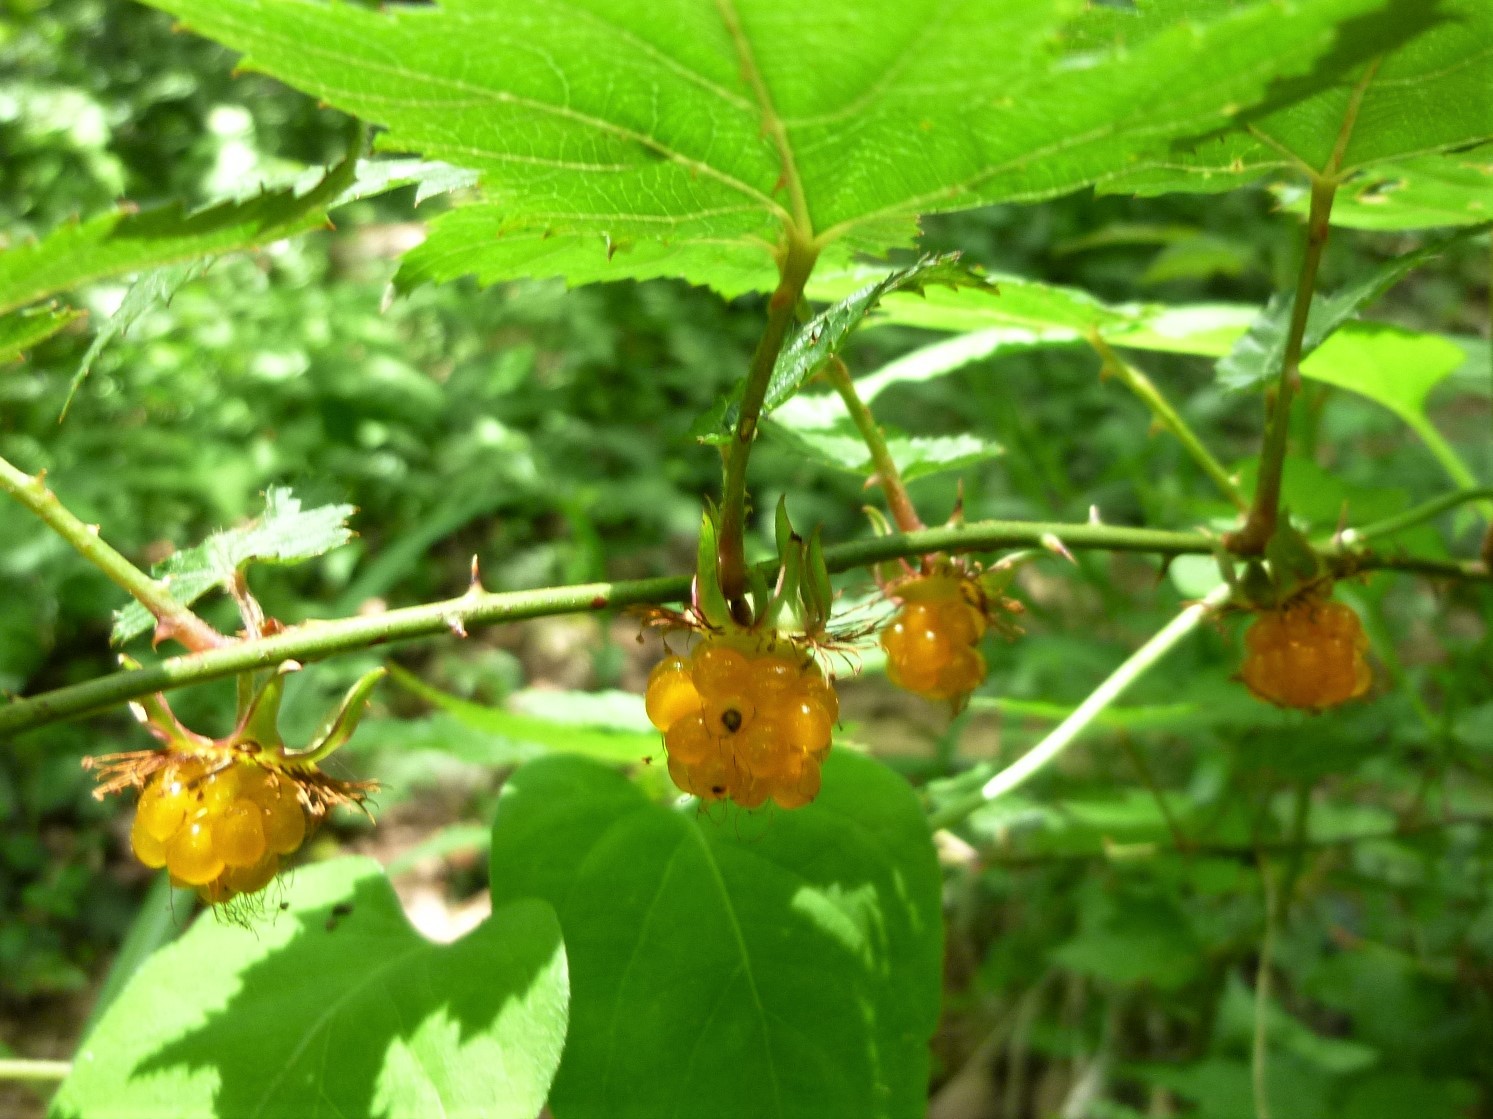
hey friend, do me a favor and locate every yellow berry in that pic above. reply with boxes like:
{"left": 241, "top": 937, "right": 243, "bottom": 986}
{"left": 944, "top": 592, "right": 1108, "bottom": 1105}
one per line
{"left": 735, "top": 717, "right": 790, "bottom": 779}
{"left": 771, "top": 755, "right": 823, "bottom": 810}
{"left": 645, "top": 656, "right": 702, "bottom": 730}
{"left": 166, "top": 821, "right": 225, "bottom": 886}
{"left": 214, "top": 800, "right": 268, "bottom": 868}
{"left": 259, "top": 779, "right": 307, "bottom": 856}
{"left": 784, "top": 698, "right": 833, "bottom": 755}
{"left": 665, "top": 713, "right": 716, "bottom": 766}
{"left": 701, "top": 691, "right": 755, "bottom": 738}
{"left": 691, "top": 645, "right": 750, "bottom": 692}
{"left": 129, "top": 811, "right": 169, "bottom": 869}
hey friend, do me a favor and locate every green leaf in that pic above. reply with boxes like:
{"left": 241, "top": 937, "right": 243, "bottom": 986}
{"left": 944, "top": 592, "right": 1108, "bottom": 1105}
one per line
{"left": 1274, "top": 143, "right": 1493, "bottom": 230}
{"left": 487, "top": 751, "right": 942, "bottom": 1119}
{"left": 765, "top": 418, "right": 1002, "bottom": 482}
{"left": 53, "top": 858, "right": 568, "bottom": 1119}
{"left": 0, "top": 130, "right": 360, "bottom": 316}
{"left": 1101, "top": 0, "right": 1493, "bottom": 195}
{"left": 62, "top": 262, "right": 205, "bottom": 417}
{"left": 1051, "top": 881, "right": 1203, "bottom": 991}
{"left": 1215, "top": 224, "right": 1488, "bottom": 392}
{"left": 0, "top": 304, "right": 85, "bottom": 364}
{"left": 694, "top": 253, "right": 990, "bottom": 443}
{"left": 143, "top": 0, "right": 1395, "bottom": 294}
{"left": 113, "top": 486, "right": 356, "bottom": 644}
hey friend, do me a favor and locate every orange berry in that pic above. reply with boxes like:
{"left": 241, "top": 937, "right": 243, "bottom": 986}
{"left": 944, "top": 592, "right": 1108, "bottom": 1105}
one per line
{"left": 664, "top": 713, "right": 716, "bottom": 766}
{"left": 129, "top": 811, "right": 169, "bottom": 869}
{"left": 701, "top": 691, "right": 755, "bottom": 738}
{"left": 214, "top": 801, "right": 268, "bottom": 868}
{"left": 771, "top": 755, "right": 823, "bottom": 810}
{"left": 735, "top": 717, "right": 790, "bottom": 779}
{"left": 260, "top": 780, "right": 307, "bottom": 856}
{"left": 1240, "top": 600, "right": 1371, "bottom": 711}
{"left": 784, "top": 698, "right": 833, "bottom": 755}
{"left": 166, "top": 821, "right": 225, "bottom": 886}
{"left": 690, "top": 645, "right": 750, "bottom": 692}
{"left": 645, "top": 656, "right": 702, "bottom": 730}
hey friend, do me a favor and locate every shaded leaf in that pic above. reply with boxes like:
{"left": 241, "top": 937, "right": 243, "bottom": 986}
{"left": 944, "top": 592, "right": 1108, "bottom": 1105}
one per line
{"left": 1215, "top": 224, "right": 1488, "bottom": 392}
{"left": 487, "top": 751, "right": 942, "bottom": 1119}
{"left": 53, "top": 859, "right": 568, "bottom": 1119}
{"left": 695, "top": 254, "right": 990, "bottom": 443}
{"left": 63, "top": 262, "right": 205, "bottom": 416}
{"left": 1102, "top": 0, "right": 1493, "bottom": 195}
{"left": 144, "top": 0, "right": 1396, "bottom": 294}
{"left": 0, "top": 304, "right": 84, "bottom": 364}
{"left": 113, "top": 487, "right": 355, "bottom": 643}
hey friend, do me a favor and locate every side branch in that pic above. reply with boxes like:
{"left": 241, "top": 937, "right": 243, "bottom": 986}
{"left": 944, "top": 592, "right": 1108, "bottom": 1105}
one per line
{"left": 2, "top": 518, "right": 1483, "bottom": 739}
{"left": 0, "top": 456, "right": 228, "bottom": 652}
{"left": 824, "top": 356, "right": 925, "bottom": 533}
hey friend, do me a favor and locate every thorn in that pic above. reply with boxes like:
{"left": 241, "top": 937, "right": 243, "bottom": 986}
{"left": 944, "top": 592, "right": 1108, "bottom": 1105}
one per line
{"left": 128, "top": 701, "right": 148, "bottom": 725}
{"left": 1088, "top": 504, "right": 1102, "bottom": 526}
{"left": 1039, "top": 533, "right": 1076, "bottom": 565}
{"left": 445, "top": 614, "right": 468, "bottom": 638}
{"left": 85, "top": 523, "right": 101, "bottom": 536}
{"left": 468, "top": 555, "right": 484, "bottom": 594}
{"left": 277, "top": 660, "right": 303, "bottom": 676}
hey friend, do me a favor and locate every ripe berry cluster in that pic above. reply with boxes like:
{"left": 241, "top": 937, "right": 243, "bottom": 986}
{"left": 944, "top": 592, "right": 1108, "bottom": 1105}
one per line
{"left": 130, "top": 755, "right": 307, "bottom": 903}
{"left": 881, "top": 576, "right": 988, "bottom": 701}
{"left": 645, "top": 642, "right": 837, "bottom": 809}
{"left": 1241, "top": 598, "right": 1371, "bottom": 711}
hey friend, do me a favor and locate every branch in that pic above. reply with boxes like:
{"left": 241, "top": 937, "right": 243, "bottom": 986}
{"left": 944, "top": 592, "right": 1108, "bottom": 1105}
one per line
{"left": 717, "top": 235, "right": 820, "bottom": 616}
{"left": 0, "top": 1059, "right": 71, "bottom": 1081}
{"left": 0, "top": 456, "right": 228, "bottom": 652}
{"left": 1088, "top": 331, "right": 1249, "bottom": 512}
{"left": 927, "top": 585, "right": 1231, "bottom": 830}
{"left": 824, "top": 356, "right": 925, "bottom": 532}
{"left": 1, "top": 519, "right": 1483, "bottom": 738}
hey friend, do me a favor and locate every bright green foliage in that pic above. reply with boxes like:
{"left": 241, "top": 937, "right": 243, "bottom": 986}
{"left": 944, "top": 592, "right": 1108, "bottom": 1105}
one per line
{"left": 766, "top": 420, "right": 1001, "bottom": 483}
{"left": 1215, "top": 223, "right": 1489, "bottom": 391}
{"left": 487, "top": 751, "right": 942, "bottom": 1119}
{"left": 143, "top": 0, "right": 1393, "bottom": 294}
{"left": 0, "top": 139, "right": 358, "bottom": 315}
{"left": 1104, "top": 0, "right": 1493, "bottom": 194}
{"left": 113, "top": 486, "right": 355, "bottom": 643}
{"left": 696, "top": 253, "right": 990, "bottom": 443}
{"left": 52, "top": 859, "right": 569, "bottom": 1119}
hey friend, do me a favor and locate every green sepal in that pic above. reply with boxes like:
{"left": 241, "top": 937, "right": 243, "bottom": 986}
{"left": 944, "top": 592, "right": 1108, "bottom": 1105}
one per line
{"left": 294, "top": 666, "right": 388, "bottom": 765}
{"left": 693, "top": 503, "right": 733, "bottom": 631}
{"left": 774, "top": 495, "right": 795, "bottom": 560}
{"left": 1264, "top": 515, "right": 1323, "bottom": 592}
{"left": 1239, "top": 560, "right": 1277, "bottom": 609}
{"left": 766, "top": 535, "right": 804, "bottom": 628}
{"left": 800, "top": 528, "right": 833, "bottom": 635}
{"left": 234, "top": 663, "right": 297, "bottom": 751}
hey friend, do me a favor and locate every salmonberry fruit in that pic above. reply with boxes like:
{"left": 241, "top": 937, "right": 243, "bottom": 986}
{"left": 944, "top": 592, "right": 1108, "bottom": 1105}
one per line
{"left": 646, "top": 639, "right": 837, "bottom": 809}
{"left": 1240, "top": 599, "right": 1371, "bottom": 711}
{"left": 130, "top": 755, "right": 307, "bottom": 902}
{"left": 882, "top": 575, "right": 990, "bottom": 702}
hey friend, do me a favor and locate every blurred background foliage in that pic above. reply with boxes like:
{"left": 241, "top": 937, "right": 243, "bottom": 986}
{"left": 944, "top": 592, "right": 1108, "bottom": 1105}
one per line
{"left": 2, "top": 0, "right": 1491, "bottom": 1115}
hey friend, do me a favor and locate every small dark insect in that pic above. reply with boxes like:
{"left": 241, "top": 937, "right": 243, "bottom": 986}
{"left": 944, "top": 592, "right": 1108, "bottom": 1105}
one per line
{"left": 325, "top": 901, "right": 354, "bottom": 931}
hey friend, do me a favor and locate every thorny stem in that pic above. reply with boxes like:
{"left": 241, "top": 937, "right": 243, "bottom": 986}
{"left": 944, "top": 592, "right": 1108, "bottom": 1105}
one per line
{"left": 717, "top": 235, "right": 820, "bottom": 619}
{"left": 1228, "top": 177, "right": 1337, "bottom": 554}
{"left": 1088, "top": 331, "right": 1248, "bottom": 512}
{"left": 927, "top": 585, "right": 1231, "bottom": 830}
{"left": 824, "top": 356, "right": 926, "bottom": 532}
{"left": 1336, "top": 487, "right": 1493, "bottom": 547}
{"left": 0, "top": 520, "right": 1484, "bottom": 739}
{"left": 0, "top": 456, "right": 228, "bottom": 653}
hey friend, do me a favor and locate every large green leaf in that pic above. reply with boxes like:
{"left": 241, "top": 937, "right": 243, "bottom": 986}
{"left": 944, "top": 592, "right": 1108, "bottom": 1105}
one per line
{"left": 52, "top": 858, "right": 568, "bottom": 1119}
{"left": 1102, "top": 0, "right": 1493, "bottom": 195}
{"left": 0, "top": 304, "right": 85, "bottom": 364}
{"left": 0, "top": 133, "right": 359, "bottom": 316}
{"left": 487, "top": 751, "right": 942, "bottom": 1119}
{"left": 143, "top": 0, "right": 1395, "bottom": 294}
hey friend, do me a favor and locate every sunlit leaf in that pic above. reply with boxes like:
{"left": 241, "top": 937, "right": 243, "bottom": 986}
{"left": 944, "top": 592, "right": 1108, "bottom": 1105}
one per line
{"left": 1274, "top": 143, "right": 1493, "bottom": 230}
{"left": 53, "top": 859, "right": 568, "bottom": 1119}
{"left": 143, "top": 0, "right": 1396, "bottom": 294}
{"left": 765, "top": 419, "right": 1001, "bottom": 482}
{"left": 488, "top": 751, "right": 942, "bottom": 1119}
{"left": 112, "top": 487, "right": 356, "bottom": 643}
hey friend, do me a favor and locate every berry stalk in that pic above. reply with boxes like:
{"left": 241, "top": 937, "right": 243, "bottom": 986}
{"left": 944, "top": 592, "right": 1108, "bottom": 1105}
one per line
{"left": 717, "top": 235, "right": 820, "bottom": 619}
{"left": 1088, "top": 331, "right": 1248, "bottom": 512}
{"left": 824, "top": 356, "right": 926, "bottom": 533}
{"left": 927, "top": 583, "right": 1231, "bottom": 830}
{"left": 0, "top": 455, "right": 228, "bottom": 653}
